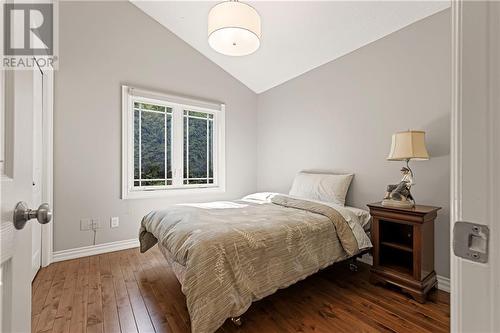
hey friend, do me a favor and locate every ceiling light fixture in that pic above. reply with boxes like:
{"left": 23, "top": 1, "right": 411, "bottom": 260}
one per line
{"left": 208, "top": 0, "right": 261, "bottom": 56}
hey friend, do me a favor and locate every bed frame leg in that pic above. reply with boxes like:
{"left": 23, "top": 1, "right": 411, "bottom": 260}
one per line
{"left": 349, "top": 258, "right": 359, "bottom": 272}
{"left": 231, "top": 317, "right": 242, "bottom": 327}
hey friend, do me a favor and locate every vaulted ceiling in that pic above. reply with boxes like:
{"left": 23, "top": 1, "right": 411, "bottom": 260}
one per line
{"left": 132, "top": 1, "right": 450, "bottom": 94}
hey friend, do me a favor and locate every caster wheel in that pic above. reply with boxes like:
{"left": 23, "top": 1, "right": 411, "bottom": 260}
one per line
{"left": 231, "top": 317, "right": 242, "bottom": 327}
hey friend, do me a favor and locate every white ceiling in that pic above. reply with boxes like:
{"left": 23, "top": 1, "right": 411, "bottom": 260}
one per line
{"left": 132, "top": 1, "right": 450, "bottom": 94}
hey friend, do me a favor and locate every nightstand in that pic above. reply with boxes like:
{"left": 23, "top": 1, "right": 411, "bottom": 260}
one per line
{"left": 367, "top": 202, "right": 441, "bottom": 303}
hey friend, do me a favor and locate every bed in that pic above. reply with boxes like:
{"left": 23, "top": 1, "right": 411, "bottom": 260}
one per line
{"left": 139, "top": 189, "right": 372, "bottom": 333}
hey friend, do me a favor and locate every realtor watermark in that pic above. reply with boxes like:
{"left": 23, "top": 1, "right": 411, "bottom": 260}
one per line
{"left": 2, "top": 2, "right": 58, "bottom": 70}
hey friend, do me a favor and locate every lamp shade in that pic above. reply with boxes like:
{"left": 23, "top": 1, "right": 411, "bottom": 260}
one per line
{"left": 208, "top": 1, "right": 261, "bottom": 56}
{"left": 387, "top": 130, "right": 430, "bottom": 161}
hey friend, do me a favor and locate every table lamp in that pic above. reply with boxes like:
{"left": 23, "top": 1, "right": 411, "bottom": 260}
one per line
{"left": 383, "top": 130, "right": 430, "bottom": 208}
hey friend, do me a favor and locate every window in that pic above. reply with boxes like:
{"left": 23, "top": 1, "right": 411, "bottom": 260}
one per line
{"left": 122, "top": 86, "right": 225, "bottom": 199}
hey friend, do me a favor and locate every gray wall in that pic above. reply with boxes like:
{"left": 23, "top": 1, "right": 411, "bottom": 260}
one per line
{"left": 54, "top": 1, "right": 258, "bottom": 251}
{"left": 55, "top": 2, "right": 451, "bottom": 278}
{"left": 256, "top": 10, "right": 451, "bottom": 277}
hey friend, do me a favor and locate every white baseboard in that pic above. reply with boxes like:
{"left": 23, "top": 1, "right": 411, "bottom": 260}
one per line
{"left": 436, "top": 275, "right": 450, "bottom": 293}
{"left": 52, "top": 238, "right": 139, "bottom": 262}
{"left": 357, "top": 254, "right": 450, "bottom": 293}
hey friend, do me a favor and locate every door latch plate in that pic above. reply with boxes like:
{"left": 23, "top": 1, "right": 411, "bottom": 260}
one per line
{"left": 453, "top": 221, "right": 489, "bottom": 263}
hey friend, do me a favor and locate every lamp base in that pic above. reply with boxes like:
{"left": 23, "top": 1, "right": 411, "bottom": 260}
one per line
{"left": 381, "top": 199, "right": 415, "bottom": 209}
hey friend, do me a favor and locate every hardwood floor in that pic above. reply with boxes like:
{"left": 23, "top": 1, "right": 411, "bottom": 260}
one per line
{"left": 32, "top": 247, "right": 450, "bottom": 333}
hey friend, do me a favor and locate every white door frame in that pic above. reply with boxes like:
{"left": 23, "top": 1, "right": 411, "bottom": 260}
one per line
{"left": 41, "top": 69, "right": 54, "bottom": 267}
{"left": 450, "top": 1, "right": 500, "bottom": 332}
{"left": 450, "top": 1, "right": 462, "bottom": 328}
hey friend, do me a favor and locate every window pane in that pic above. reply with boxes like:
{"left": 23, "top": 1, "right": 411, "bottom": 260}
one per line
{"left": 183, "top": 117, "right": 188, "bottom": 179}
{"left": 188, "top": 111, "right": 208, "bottom": 118}
{"left": 136, "top": 102, "right": 166, "bottom": 112}
{"left": 188, "top": 117, "right": 207, "bottom": 178}
{"left": 134, "top": 110, "right": 140, "bottom": 179}
{"left": 209, "top": 120, "right": 213, "bottom": 178}
{"left": 187, "top": 179, "right": 208, "bottom": 185}
{"left": 183, "top": 110, "right": 214, "bottom": 185}
{"left": 133, "top": 100, "right": 172, "bottom": 188}
{"left": 141, "top": 111, "right": 165, "bottom": 180}
{"left": 141, "top": 180, "right": 165, "bottom": 186}
{"left": 167, "top": 113, "right": 172, "bottom": 179}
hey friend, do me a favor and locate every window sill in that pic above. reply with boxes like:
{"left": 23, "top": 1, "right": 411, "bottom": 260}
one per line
{"left": 122, "top": 185, "right": 226, "bottom": 200}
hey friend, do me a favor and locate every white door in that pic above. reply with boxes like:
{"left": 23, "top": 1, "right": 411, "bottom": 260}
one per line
{"left": 1, "top": 69, "right": 34, "bottom": 333}
{"left": 0, "top": 68, "right": 52, "bottom": 332}
{"left": 31, "top": 68, "right": 43, "bottom": 280}
{"left": 451, "top": 1, "right": 500, "bottom": 332}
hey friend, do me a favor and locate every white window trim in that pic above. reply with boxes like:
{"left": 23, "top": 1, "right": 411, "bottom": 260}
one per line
{"left": 121, "top": 85, "right": 226, "bottom": 199}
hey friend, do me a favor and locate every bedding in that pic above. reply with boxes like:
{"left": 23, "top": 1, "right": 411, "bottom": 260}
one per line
{"left": 288, "top": 172, "right": 354, "bottom": 206}
{"left": 139, "top": 193, "right": 371, "bottom": 333}
{"left": 244, "top": 192, "right": 372, "bottom": 232}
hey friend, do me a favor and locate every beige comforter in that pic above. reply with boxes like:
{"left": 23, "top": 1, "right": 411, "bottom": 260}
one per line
{"left": 139, "top": 194, "right": 371, "bottom": 333}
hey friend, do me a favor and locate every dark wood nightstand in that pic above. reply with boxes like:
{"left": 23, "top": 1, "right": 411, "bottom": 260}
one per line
{"left": 367, "top": 202, "right": 441, "bottom": 303}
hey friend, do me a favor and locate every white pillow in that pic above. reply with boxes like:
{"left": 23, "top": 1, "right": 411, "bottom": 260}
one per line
{"left": 289, "top": 172, "right": 354, "bottom": 206}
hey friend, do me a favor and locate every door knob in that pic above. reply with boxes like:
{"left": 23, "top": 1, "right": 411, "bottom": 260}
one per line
{"left": 13, "top": 202, "right": 52, "bottom": 230}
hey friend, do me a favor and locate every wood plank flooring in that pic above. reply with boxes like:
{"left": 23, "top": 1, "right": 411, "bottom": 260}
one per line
{"left": 32, "top": 247, "right": 449, "bottom": 333}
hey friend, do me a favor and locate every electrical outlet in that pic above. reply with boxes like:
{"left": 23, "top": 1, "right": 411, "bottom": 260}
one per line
{"left": 80, "top": 218, "right": 91, "bottom": 231}
{"left": 110, "top": 217, "right": 119, "bottom": 228}
{"left": 91, "top": 218, "right": 100, "bottom": 230}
